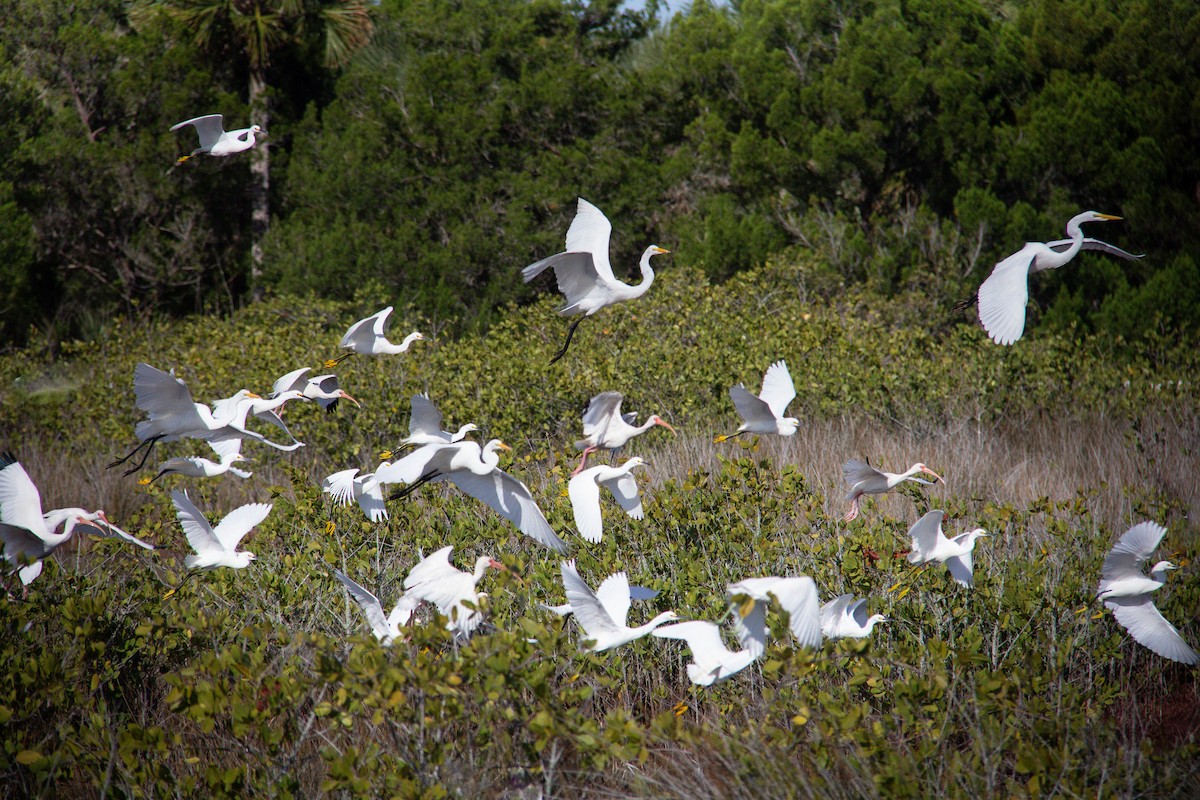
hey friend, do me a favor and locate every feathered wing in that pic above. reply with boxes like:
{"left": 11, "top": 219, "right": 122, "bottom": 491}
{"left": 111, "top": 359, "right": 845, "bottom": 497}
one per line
{"left": 772, "top": 577, "right": 822, "bottom": 650}
{"left": 758, "top": 360, "right": 796, "bottom": 419}
{"left": 448, "top": 470, "right": 568, "bottom": 553}
{"left": 171, "top": 490, "right": 224, "bottom": 557}
{"left": 211, "top": 502, "right": 273, "bottom": 551}
{"left": 332, "top": 568, "right": 389, "bottom": 639}
{"left": 341, "top": 306, "right": 392, "bottom": 350}
{"left": 568, "top": 471, "right": 604, "bottom": 543}
{"left": 820, "top": 594, "right": 854, "bottom": 634}
{"left": 729, "top": 385, "right": 774, "bottom": 428}
{"left": 594, "top": 572, "right": 633, "bottom": 628}
{"left": 605, "top": 473, "right": 644, "bottom": 519}
{"left": 0, "top": 522, "right": 51, "bottom": 561}
{"left": 208, "top": 438, "right": 244, "bottom": 462}
{"left": 842, "top": 459, "right": 882, "bottom": 487}
{"left": 653, "top": 620, "right": 741, "bottom": 685}
{"left": 133, "top": 363, "right": 196, "bottom": 419}
{"left": 403, "top": 546, "right": 460, "bottom": 602}
{"left": 565, "top": 198, "right": 616, "bottom": 283}
{"left": 1046, "top": 237, "right": 1144, "bottom": 261}
{"left": 579, "top": 392, "right": 623, "bottom": 444}
{"left": 560, "top": 560, "right": 620, "bottom": 640}
{"left": 87, "top": 519, "right": 155, "bottom": 551}
{"left": 977, "top": 245, "right": 1036, "bottom": 345}
{"left": 356, "top": 478, "right": 388, "bottom": 523}
{"left": 373, "top": 443, "right": 448, "bottom": 487}
{"left": 0, "top": 459, "right": 47, "bottom": 534}
{"left": 907, "top": 510, "right": 946, "bottom": 562}
{"left": 1101, "top": 522, "right": 1166, "bottom": 580}
{"left": 1105, "top": 595, "right": 1200, "bottom": 665}
{"left": 171, "top": 114, "right": 225, "bottom": 149}
{"left": 408, "top": 394, "right": 446, "bottom": 440}
{"left": 323, "top": 469, "right": 360, "bottom": 507}
{"left": 271, "top": 367, "right": 310, "bottom": 397}
{"left": 945, "top": 553, "right": 975, "bottom": 587}
{"left": 729, "top": 595, "right": 769, "bottom": 658}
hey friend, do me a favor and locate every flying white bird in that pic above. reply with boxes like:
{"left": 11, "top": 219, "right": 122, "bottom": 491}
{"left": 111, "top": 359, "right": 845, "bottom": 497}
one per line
{"left": 331, "top": 567, "right": 417, "bottom": 645}
{"left": 108, "top": 364, "right": 295, "bottom": 475}
{"left": 377, "top": 439, "right": 568, "bottom": 553}
{"left": 567, "top": 457, "right": 648, "bottom": 543}
{"left": 542, "top": 584, "right": 659, "bottom": 617}
{"left": 969, "top": 211, "right": 1142, "bottom": 345}
{"left": 715, "top": 360, "right": 799, "bottom": 442}
{"left": 820, "top": 594, "right": 887, "bottom": 640}
{"left": 559, "top": 560, "right": 679, "bottom": 651}
{"left": 1096, "top": 522, "right": 1198, "bottom": 665}
{"left": 726, "top": 576, "right": 822, "bottom": 657}
{"left": 152, "top": 438, "right": 252, "bottom": 482}
{"left": 906, "top": 510, "right": 988, "bottom": 587}
{"left": 402, "top": 546, "right": 501, "bottom": 638}
{"left": 0, "top": 454, "right": 154, "bottom": 586}
{"left": 271, "top": 367, "right": 360, "bottom": 413}
{"left": 170, "top": 114, "right": 265, "bottom": 164}
{"left": 522, "top": 198, "right": 670, "bottom": 363}
{"left": 842, "top": 459, "right": 943, "bottom": 522}
{"left": 573, "top": 391, "right": 675, "bottom": 475}
{"left": 322, "top": 466, "right": 389, "bottom": 522}
{"left": 653, "top": 620, "right": 758, "bottom": 686}
{"left": 172, "top": 490, "right": 272, "bottom": 570}
{"left": 332, "top": 306, "right": 424, "bottom": 364}
{"left": 211, "top": 389, "right": 306, "bottom": 447}
{"left": 398, "top": 393, "right": 478, "bottom": 449}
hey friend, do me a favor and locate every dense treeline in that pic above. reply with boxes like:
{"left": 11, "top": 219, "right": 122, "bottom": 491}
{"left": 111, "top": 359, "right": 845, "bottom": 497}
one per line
{"left": 1, "top": 0, "right": 1197, "bottom": 346}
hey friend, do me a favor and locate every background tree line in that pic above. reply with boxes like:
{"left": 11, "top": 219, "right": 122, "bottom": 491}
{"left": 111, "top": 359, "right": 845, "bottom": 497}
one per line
{"left": 1, "top": 0, "right": 1197, "bottom": 349}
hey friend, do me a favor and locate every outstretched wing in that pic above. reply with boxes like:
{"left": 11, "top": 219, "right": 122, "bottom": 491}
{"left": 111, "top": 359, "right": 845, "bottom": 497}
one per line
{"left": 977, "top": 244, "right": 1036, "bottom": 345}
{"left": 133, "top": 363, "right": 196, "bottom": 418}
{"left": 604, "top": 472, "right": 644, "bottom": 520}
{"left": 332, "top": 568, "right": 389, "bottom": 639}
{"left": 945, "top": 553, "right": 975, "bottom": 587}
{"left": 758, "top": 360, "right": 796, "bottom": 418}
{"left": 565, "top": 198, "right": 615, "bottom": 283}
{"left": 560, "top": 560, "right": 620, "bottom": 639}
{"left": 580, "top": 392, "right": 623, "bottom": 440}
{"left": 729, "top": 385, "right": 775, "bottom": 428}
{"left": 1101, "top": 522, "right": 1166, "bottom": 581}
{"left": 449, "top": 469, "right": 568, "bottom": 553}
{"left": 1106, "top": 595, "right": 1199, "bottom": 665}
{"left": 907, "top": 510, "right": 946, "bottom": 560}
{"left": 171, "top": 490, "right": 224, "bottom": 557}
{"left": 271, "top": 367, "right": 310, "bottom": 397}
{"left": 170, "top": 114, "right": 225, "bottom": 149}
{"left": 568, "top": 469, "right": 604, "bottom": 543}
{"left": 212, "top": 502, "right": 273, "bottom": 551}
{"left": 0, "top": 457, "right": 47, "bottom": 534}
{"left": 842, "top": 458, "right": 882, "bottom": 487}
{"left": 340, "top": 307, "right": 392, "bottom": 350}
{"left": 408, "top": 393, "right": 447, "bottom": 440}
{"left": 1047, "top": 237, "right": 1144, "bottom": 261}
{"left": 820, "top": 593, "right": 855, "bottom": 633}
{"left": 594, "top": 571, "right": 633, "bottom": 628}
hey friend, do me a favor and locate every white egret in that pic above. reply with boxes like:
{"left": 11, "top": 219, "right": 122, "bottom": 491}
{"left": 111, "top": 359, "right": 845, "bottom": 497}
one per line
{"left": 573, "top": 391, "right": 675, "bottom": 475}
{"left": 171, "top": 115, "right": 265, "bottom": 164}
{"left": 1096, "top": 522, "right": 1198, "bottom": 665}
{"left": 567, "top": 457, "right": 648, "bottom": 543}
{"left": 820, "top": 594, "right": 887, "bottom": 640}
{"left": 968, "top": 211, "right": 1142, "bottom": 345}
{"left": 322, "top": 466, "right": 389, "bottom": 523}
{"left": 653, "top": 620, "right": 757, "bottom": 686}
{"left": 172, "top": 490, "right": 272, "bottom": 570}
{"left": 402, "top": 546, "right": 501, "bottom": 639}
{"left": 559, "top": 560, "right": 679, "bottom": 652}
{"left": 842, "top": 458, "right": 943, "bottom": 522}
{"left": 715, "top": 360, "right": 798, "bottom": 442}
{"left": 397, "top": 393, "right": 478, "bottom": 449}
{"left": 522, "top": 198, "right": 669, "bottom": 364}
{"left": 727, "top": 576, "right": 822, "bottom": 657}
{"left": 0, "top": 454, "right": 153, "bottom": 586}
{"left": 271, "top": 368, "right": 360, "bottom": 413}
{"left": 377, "top": 440, "right": 568, "bottom": 553}
{"left": 332, "top": 306, "right": 424, "bottom": 364}
{"left": 152, "top": 439, "right": 252, "bottom": 482}
{"left": 331, "top": 567, "right": 417, "bottom": 645}
{"left": 108, "top": 364, "right": 292, "bottom": 475}
{"left": 906, "top": 510, "right": 988, "bottom": 587}
{"left": 211, "top": 389, "right": 306, "bottom": 448}
{"left": 542, "top": 584, "right": 659, "bottom": 617}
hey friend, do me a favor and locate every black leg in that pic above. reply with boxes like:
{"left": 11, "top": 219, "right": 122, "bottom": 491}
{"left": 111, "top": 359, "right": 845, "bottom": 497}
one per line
{"left": 549, "top": 317, "right": 585, "bottom": 365}
{"left": 388, "top": 471, "right": 440, "bottom": 501}
{"left": 108, "top": 436, "right": 159, "bottom": 470}
{"left": 122, "top": 436, "right": 163, "bottom": 476}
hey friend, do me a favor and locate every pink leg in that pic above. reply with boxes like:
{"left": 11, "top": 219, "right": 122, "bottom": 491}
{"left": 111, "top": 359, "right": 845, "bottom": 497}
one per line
{"left": 842, "top": 497, "right": 860, "bottom": 523}
{"left": 572, "top": 447, "right": 597, "bottom": 476}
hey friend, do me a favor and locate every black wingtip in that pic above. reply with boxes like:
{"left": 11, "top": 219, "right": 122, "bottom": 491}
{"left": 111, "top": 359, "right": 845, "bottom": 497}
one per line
{"left": 0, "top": 451, "right": 18, "bottom": 469}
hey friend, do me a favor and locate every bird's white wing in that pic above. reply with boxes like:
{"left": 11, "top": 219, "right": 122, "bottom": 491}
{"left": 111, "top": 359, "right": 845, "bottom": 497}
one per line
{"left": 340, "top": 307, "right": 392, "bottom": 349}
{"left": 1106, "top": 595, "right": 1200, "bottom": 665}
{"left": 566, "top": 198, "right": 616, "bottom": 283}
{"left": 1101, "top": 522, "right": 1166, "bottom": 580}
{"left": 568, "top": 470, "right": 604, "bottom": 543}
{"left": 388, "top": 594, "right": 419, "bottom": 629}
{"left": 408, "top": 393, "right": 446, "bottom": 439}
{"left": 594, "top": 571, "right": 633, "bottom": 628}
{"left": 730, "top": 596, "right": 768, "bottom": 658}
{"left": 211, "top": 502, "right": 272, "bottom": 551}
{"left": 908, "top": 510, "right": 946, "bottom": 559}
{"left": 820, "top": 593, "right": 854, "bottom": 633}
{"left": 171, "top": 490, "right": 224, "bottom": 557}
{"left": 1047, "top": 237, "right": 1144, "bottom": 261}
{"left": 0, "top": 522, "right": 50, "bottom": 560}
{"left": 560, "top": 560, "right": 620, "bottom": 638}
{"left": 545, "top": 253, "right": 607, "bottom": 312}
{"left": 945, "top": 553, "right": 975, "bottom": 587}
{"left": 758, "top": 360, "right": 796, "bottom": 419}
{"left": 322, "top": 469, "right": 361, "bottom": 506}
{"left": 0, "top": 459, "right": 47, "bottom": 534}
{"left": 652, "top": 620, "right": 729, "bottom": 664}
{"left": 977, "top": 245, "right": 1036, "bottom": 345}
{"left": 356, "top": 477, "right": 389, "bottom": 523}
{"left": 842, "top": 459, "right": 882, "bottom": 487}
{"left": 771, "top": 577, "right": 821, "bottom": 650}
{"left": 133, "top": 363, "right": 196, "bottom": 418}
{"left": 252, "top": 407, "right": 298, "bottom": 440}
{"left": 580, "top": 392, "right": 623, "bottom": 439}
{"left": 332, "top": 568, "right": 389, "bottom": 639}
{"left": 403, "top": 546, "right": 465, "bottom": 610}
{"left": 604, "top": 472, "right": 643, "bottom": 519}
{"left": 271, "top": 367, "right": 310, "bottom": 397}
{"left": 208, "top": 438, "right": 244, "bottom": 461}
{"left": 373, "top": 443, "right": 448, "bottom": 486}
{"left": 729, "top": 384, "right": 775, "bottom": 428}
{"left": 170, "top": 114, "right": 225, "bottom": 148}
{"left": 448, "top": 469, "right": 568, "bottom": 553}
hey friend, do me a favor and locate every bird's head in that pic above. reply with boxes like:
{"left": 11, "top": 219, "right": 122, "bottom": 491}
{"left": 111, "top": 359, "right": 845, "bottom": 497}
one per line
{"left": 489, "top": 440, "right": 513, "bottom": 453}
{"left": 650, "top": 415, "right": 677, "bottom": 434}
{"left": 1088, "top": 211, "right": 1122, "bottom": 222}
{"left": 337, "top": 389, "right": 362, "bottom": 408}
{"left": 1151, "top": 560, "right": 1179, "bottom": 574}
{"left": 246, "top": 392, "right": 263, "bottom": 400}
{"left": 245, "top": 551, "right": 257, "bottom": 563}
{"left": 623, "top": 456, "right": 649, "bottom": 470}
{"left": 252, "top": 125, "right": 266, "bottom": 135}
{"left": 914, "top": 463, "right": 943, "bottom": 483}
{"left": 649, "top": 246, "right": 670, "bottom": 256}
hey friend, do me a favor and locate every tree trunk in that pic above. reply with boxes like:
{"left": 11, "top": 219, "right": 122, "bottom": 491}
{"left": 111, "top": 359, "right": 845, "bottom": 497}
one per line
{"left": 249, "top": 68, "right": 270, "bottom": 303}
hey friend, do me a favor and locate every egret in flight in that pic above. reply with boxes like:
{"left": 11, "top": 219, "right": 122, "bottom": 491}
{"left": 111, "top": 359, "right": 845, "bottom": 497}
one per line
{"left": 715, "top": 360, "right": 798, "bottom": 442}
{"left": 567, "top": 457, "right": 648, "bottom": 543}
{"left": 322, "top": 466, "right": 389, "bottom": 522}
{"left": 653, "top": 620, "right": 757, "bottom": 686}
{"left": 573, "top": 391, "right": 674, "bottom": 475}
{"left": 559, "top": 560, "right": 679, "bottom": 652}
{"left": 523, "top": 198, "right": 669, "bottom": 364}
{"left": 820, "top": 594, "right": 887, "bottom": 640}
{"left": 152, "top": 439, "right": 252, "bottom": 482}
{"left": 173, "top": 490, "right": 272, "bottom": 570}
{"left": 966, "top": 211, "right": 1142, "bottom": 345}
{"left": 1096, "top": 522, "right": 1198, "bottom": 665}
{"left": 906, "top": 510, "right": 988, "bottom": 587}
{"left": 331, "top": 568, "right": 417, "bottom": 645}
{"left": 271, "top": 368, "right": 360, "bottom": 413}
{"left": 170, "top": 114, "right": 265, "bottom": 164}
{"left": 842, "top": 458, "right": 943, "bottom": 522}
{"left": 331, "top": 306, "right": 424, "bottom": 365}
{"left": 395, "top": 393, "right": 478, "bottom": 451}
{"left": 727, "top": 575, "right": 822, "bottom": 656}
{"left": 403, "top": 546, "right": 501, "bottom": 639}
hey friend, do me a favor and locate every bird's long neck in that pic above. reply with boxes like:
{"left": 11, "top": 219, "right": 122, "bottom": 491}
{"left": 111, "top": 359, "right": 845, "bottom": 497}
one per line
{"left": 45, "top": 508, "right": 91, "bottom": 542}
{"left": 1040, "top": 213, "right": 1090, "bottom": 271}
{"left": 480, "top": 442, "right": 504, "bottom": 471}
{"left": 633, "top": 611, "right": 675, "bottom": 635}
{"left": 863, "top": 615, "right": 886, "bottom": 634}
{"left": 634, "top": 248, "right": 657, "bottom": 295}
